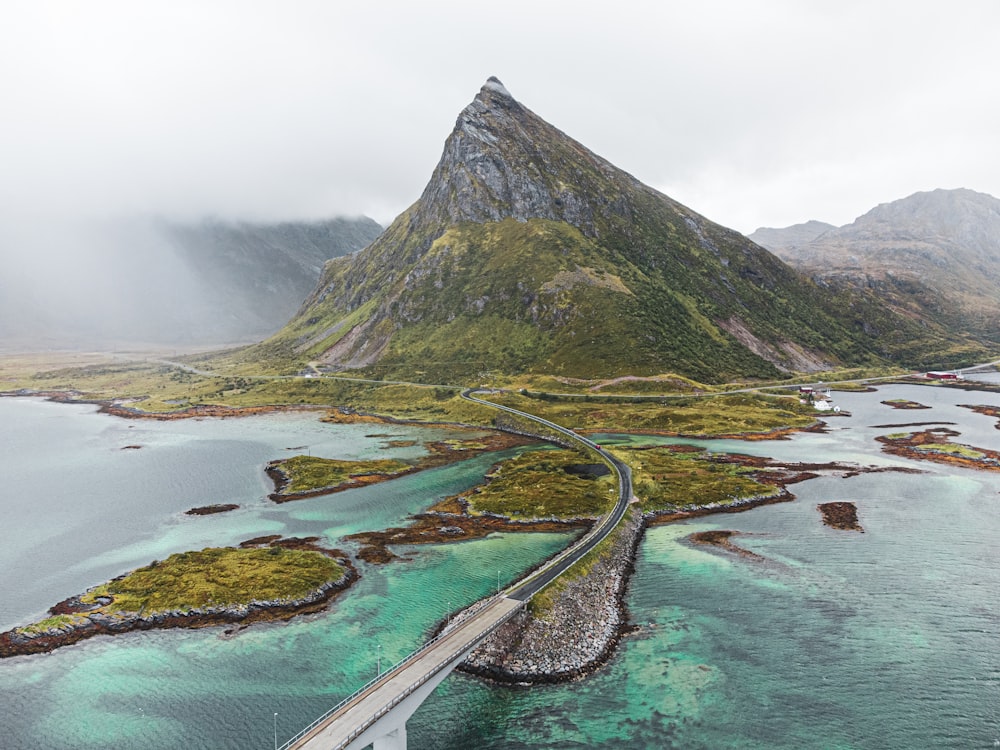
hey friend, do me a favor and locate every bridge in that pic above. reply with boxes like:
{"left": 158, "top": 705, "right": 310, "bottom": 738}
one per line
{"left": 278, "top": 390, "right": 633, "bottom": 750}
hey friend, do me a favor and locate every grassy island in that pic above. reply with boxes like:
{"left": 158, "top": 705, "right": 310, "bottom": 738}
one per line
{"left": 451, "top": 449, "right": 616, "bottom": 519}
{"left": 881, "top": 398, "right": 929, "bottom": 410}
{"left": 267, "top": 454, "right": 414, "bottom": 501}
{"left": 620, "top": 445, "right": 782, "bottom": 513}
{"left": 877, "top": 428, "right": 1000, "bottom": 470}
{"left": 81, "top": 546, "right": 347, "bottom": 612}
{"left": 1, "top": 544, "right": 355, "bottom": 658}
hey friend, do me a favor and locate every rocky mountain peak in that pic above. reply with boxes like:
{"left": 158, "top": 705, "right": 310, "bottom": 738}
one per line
{"left": 411, "top": 77, "right": 635, "bottom": 236}
{"left": 479, "top": 76, "right": 514, "bottom": 102}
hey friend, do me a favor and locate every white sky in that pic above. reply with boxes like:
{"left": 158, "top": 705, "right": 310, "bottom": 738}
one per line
{"left": 3, "top": 0, "right": 999, "bottom": 237}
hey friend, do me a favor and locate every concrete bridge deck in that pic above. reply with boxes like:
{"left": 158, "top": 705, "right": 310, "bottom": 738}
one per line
{"left": 283, "top": 596, "right": 524, "bottom": 750}
{"left": 279, "top": 389, "right": 633, "bottom": 749}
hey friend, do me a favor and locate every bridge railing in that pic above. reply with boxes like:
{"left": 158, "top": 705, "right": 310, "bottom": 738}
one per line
{"left": 278, "top": 390, "right": 632, "bottom": 749}
{"left": 277, "top": 594, "right": 526, "bottom": 750}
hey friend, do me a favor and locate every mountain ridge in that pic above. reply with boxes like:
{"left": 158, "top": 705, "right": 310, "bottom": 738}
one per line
{"left": 256, "top": 79, "right": 981, "bottom": 382}
{"left": 752, "top": 188, "right": 1000, "bottom": 344}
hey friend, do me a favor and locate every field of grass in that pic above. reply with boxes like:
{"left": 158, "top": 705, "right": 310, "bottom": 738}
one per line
{"left": 456, "top": 449, "right": 616, "bottom": 519}
{"left": 489, "top": 390, "right": 817, "bottom": 436}
{"left": 616, "top": 446, "right": 780, "bottom": 513}
{"left": 78, "top": 546, "right": 346, "bottom": 613}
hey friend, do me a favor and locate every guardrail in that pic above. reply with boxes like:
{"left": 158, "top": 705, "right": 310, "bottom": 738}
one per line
{"left": 278, "top": 388, "right": 632, "bottom": 750}
{"left": 277, "top": 595, "right": 525, "bottom": 750}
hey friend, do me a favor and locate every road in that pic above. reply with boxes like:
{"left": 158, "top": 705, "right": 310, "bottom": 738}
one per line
{"left": 280, "top": 391, "right": 633, "bottom": 749}
{"left": 459, "top": 389, "right": 634, "bottom": 601}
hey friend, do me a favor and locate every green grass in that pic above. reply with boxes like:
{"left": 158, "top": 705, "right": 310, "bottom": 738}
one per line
{"left": 459, "top": 449, "right": 616, "bottom": 519}
{"left": 78, "top": 547, "right": 345, "bottom": 613}
{"left": 271, "top": 455, "right": 412, "bottom": 495}
{"left": 16, "top": 613, "right": 90, "bottom": 636}
{"left": 488, "top": 390, "right": 816, "bottom": 436}
{"left": 618, "top": 446, "right": 780, "bottom": 512}
{"left": 916, "top": 443, "right": 986, "bottom": 459}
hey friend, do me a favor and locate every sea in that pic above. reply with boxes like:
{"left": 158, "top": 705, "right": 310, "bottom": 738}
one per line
{"left": 0, "top": 380, "right": 998, "bottom": 749}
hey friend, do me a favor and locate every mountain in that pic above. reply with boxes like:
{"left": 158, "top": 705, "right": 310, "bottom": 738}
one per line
{"left": 747, "top": 220, "right": 835, "bottom": 254}
{"left": 258, "top": 79, "right": 978, "bottom": 383}
{"left": 754, "top": 189, "right": 1000, "bottom": 345}
{"left": 159, "top": 216, "right": 383, "bottom": 342}
{"left": 0, "top": 215, "right": 382, "bottom": 350}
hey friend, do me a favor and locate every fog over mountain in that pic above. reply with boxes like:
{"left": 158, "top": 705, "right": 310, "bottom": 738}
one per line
{"left": 0, "top": 216, "right": 381, "bottom": 350}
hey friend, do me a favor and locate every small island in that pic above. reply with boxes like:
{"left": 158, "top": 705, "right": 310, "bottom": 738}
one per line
{"left": 818, "top": 501, "right": 864, "bottom": 531}
{"left": 877, "top": 428, "right": 1000, "bottom": 471}
{"left": 266, "top": 434, "right": 533, "bottom": 503}
{"left": 266, "top": 455, "right": 414, "bottom": 502}
{"left": 881, "top": 399, "right": 930, "bottom": 410}
{"left": 688, "top": 530, "right": 764, "bottom": 560}
{"left": 185, "top": 503, "right": 239, "bottom": 515}
{"left": 0, "top": 540, "right": 356, "bottom": 658}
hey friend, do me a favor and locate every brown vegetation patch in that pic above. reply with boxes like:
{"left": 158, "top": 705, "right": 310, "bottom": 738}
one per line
{"left": 688, "top": 530, "right": 764, "bottom": 560}
{"left": 877, "top": 428, "right": 1000, "bottom": 471}
{"left": 818, "top": 502, "right": 864, "bottom": 531}
{"left": 185, "top": 504, "right": 239, "bottom": 515}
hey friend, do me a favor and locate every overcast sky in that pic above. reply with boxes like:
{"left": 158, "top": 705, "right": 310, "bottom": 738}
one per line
{"left": 3, "top": 0, "right": 999, "bottom": 238}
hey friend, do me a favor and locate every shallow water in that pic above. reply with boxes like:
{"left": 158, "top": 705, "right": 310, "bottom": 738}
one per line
{"left": 2, "top": 385, "right": 1000, "bottom": 748}
{"left": 409, "top": 383, "right": 1000, "bottom": 749}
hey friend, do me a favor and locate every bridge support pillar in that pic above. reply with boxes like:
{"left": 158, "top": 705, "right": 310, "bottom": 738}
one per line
{"left": 372, "top": 725, "right": 406, "bottom": 750}
{"left": 340, "top": 638, "right": 485, "bottom": 750}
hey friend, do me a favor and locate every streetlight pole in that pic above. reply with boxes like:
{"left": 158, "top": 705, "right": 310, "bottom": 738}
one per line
{"left": 376, "top": 643, "right": 381, "bottom": 677}
{"left": 273, "top": 712, "right": 278, "bottom": 750}
{"left": 497, "top": 569, "right": 501, "bottom": 596}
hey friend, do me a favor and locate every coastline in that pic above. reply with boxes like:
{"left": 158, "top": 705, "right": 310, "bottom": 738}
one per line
{"left": 456, "top": 457, "right": 919, "bottom": 684}
{"left": 0, "top": 540, "right": 358, "bottom": 659}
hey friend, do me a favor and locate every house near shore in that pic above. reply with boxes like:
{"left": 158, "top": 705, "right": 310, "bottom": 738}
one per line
{"left": 926, "top": 371, "right": 962, "bottom": 380}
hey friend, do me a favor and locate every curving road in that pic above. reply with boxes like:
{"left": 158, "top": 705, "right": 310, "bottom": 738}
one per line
{"left": 281, "top": 391, "right": 634, "bottom": 749}
{"left": 460, "top": 389, "right": 634, "bottom": 601}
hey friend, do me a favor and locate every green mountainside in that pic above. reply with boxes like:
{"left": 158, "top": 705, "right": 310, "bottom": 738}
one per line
{"left": 252, "top": 78, "right": 980, "bottom": 383}
{"left": 751, "top": 188, "right": 1000, "bottom": 346}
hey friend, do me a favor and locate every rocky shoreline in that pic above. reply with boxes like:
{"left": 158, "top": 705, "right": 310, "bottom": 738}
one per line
{"left": 688, "top": 529, "right": 764, "bottom": 559}
{"left": 461, "top": 507, "right": 645, "bottom": 684}
{"left": 456, "top": 457, "right": 921, "bottom": 684}
{"left": 0, "top": 540, "right": 358, "bottom": 659}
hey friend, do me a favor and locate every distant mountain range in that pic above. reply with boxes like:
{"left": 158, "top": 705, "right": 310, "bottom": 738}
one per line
{"left": 256, "top": 78, "right": 979, "bottom": 384}
{"left": 0, "top": 216, "right": 382, "bottom": 349}
{"left": 749, "top": 188, "right": 1000, "bottom": 345}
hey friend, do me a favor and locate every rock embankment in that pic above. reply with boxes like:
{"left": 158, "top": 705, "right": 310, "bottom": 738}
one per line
{"left": 461, "top": 507, "right": 644, "bottom": 684}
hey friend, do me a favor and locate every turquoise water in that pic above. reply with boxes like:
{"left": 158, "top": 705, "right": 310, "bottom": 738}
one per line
{"left": 0, "top": 399, "right": 570, "bottom": 748}
{"left": 408, "top": 384, "right": 1000, "bottom": 748}
{"left": 2, "top": 385, "right": 1000, "bottom": 748}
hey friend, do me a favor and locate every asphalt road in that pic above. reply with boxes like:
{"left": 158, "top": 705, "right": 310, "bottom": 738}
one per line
{"left": 460, "top": 389, "right": 634, "bottom": 601}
